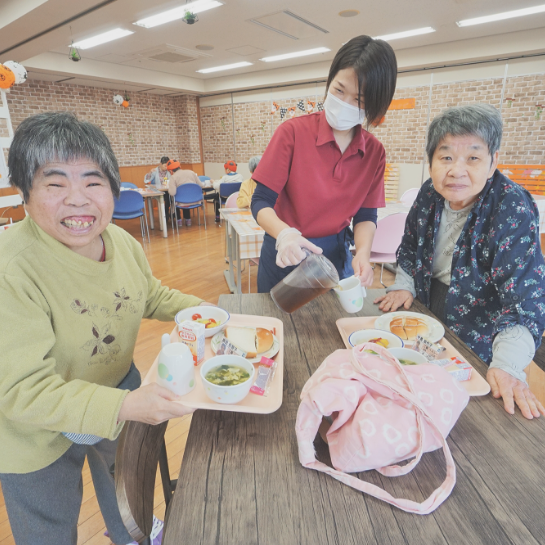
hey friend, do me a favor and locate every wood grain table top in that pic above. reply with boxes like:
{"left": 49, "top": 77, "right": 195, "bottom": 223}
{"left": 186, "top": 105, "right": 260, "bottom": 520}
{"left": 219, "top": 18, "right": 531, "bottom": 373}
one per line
{"left": 162, "top": 290, "right": 545, "bottom": 545}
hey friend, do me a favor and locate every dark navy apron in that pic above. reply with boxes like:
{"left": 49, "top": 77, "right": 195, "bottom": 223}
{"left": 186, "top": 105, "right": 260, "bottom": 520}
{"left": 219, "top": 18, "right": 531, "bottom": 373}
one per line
{"left": 257, "top": 227, "right": 354, "bottom": 293}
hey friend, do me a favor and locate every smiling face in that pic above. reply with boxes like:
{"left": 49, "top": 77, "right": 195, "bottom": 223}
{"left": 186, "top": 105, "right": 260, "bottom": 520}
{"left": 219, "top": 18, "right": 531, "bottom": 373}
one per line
{"left": 21, "top": 159, "right": 114, "bottom": 259}
{"left": 429, "top": 134, "right": 499, "bottom": 210}
{"left": 328, "top": 67, "right": 365, "bottom": 109}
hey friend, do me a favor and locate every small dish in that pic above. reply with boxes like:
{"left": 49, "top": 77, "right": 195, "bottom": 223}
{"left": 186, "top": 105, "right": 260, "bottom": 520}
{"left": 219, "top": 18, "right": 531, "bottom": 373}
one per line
{"left": 348, "top": 328, "right": 404, "bottom": 348}
{"left": 175, "top": 306, "right": 230, "bottom": 338}
{"left": 387, "top": 347, "right": 428, "bottom": 366}
{"left": 200, "top": 355, "right": 255, "bottom": 404}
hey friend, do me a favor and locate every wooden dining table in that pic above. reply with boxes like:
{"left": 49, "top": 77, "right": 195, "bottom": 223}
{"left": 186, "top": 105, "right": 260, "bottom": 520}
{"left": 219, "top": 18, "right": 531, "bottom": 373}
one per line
{"left": 162, "top": 290, "right": 545, "bottom": 545}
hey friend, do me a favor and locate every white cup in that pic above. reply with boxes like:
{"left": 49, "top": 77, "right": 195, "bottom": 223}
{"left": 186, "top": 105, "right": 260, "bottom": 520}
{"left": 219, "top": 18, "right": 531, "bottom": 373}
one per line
{"left": 334, "top": 276, "right": 366, "bottom": 313}
{"left": 156, "top": 342, "right": 195, "bottom": 396}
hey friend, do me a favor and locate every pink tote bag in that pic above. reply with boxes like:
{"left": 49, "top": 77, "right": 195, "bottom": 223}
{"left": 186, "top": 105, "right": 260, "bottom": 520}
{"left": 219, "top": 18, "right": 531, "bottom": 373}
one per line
{"left": 295, "top": 343, "right": 470, "bottom": 514}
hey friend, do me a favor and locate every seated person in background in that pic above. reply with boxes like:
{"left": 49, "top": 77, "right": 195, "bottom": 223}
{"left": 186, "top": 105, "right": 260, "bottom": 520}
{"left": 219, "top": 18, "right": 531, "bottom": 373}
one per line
{"left": 145, "top": 155, "right": 170, "bottom": 188}
{"left": 237, "top": 155, "right": 262, "bottom": 208}
{"left": 374, "top": 103, "right": 545, "bottom": 420}
{"left": 166, "top": 160, "right": 204, "bottom": 226}
{"left": 209, "top": 160, "right": 244, "bottom": 222}
{"left": 0, "top": 111, "right": 210, "bottom": 545}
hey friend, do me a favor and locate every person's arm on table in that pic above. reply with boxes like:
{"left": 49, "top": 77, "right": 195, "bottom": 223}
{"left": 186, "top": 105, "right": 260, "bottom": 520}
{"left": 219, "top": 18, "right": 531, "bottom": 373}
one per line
{"left": 487, "top": 325, "right": 543, "bottom": 419}
{"left": 375, "top": 265, "right": 415, "bottom": 311}
{"left": 251, "top": 182, "right": 322, "bottom": 267}
{"left": 486, "top": 191, "right": 545, "bottom": 419}
{"left": 352, "top": 209, "right": 377, "bottom": 286}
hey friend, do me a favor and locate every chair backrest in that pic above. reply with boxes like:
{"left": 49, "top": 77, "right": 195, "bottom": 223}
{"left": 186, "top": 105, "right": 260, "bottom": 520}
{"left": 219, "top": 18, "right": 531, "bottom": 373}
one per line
{"left": 114, "top": 190, "right": 145, "bottom": 214}
{"left": 400, "top": 187, "right": 419, "bottom": 207}
{"left": 219, "top": 182, "right": 242, "bottom": 199}
{"left": 198, "top": 175, "right": 210, "bottom": 183}
{"left": 225, "top": 191, "right": 239, "bottom": 208}
{"left": 121, "top": 182, "right": 138, "bottom": 189}
{"left": 115, "top": 421, "right": 168, "bottom": 542}
{"left": 384, "top": 163, "right": 400, "bottom": 202}
{"left": 371, "top": 212, "right": 408, "bottom": 254}
{"left": 499, "top": 164, "right": 545, "bottom": 195}
{"left": 175, "top": 183, "right": 204, "bottom": 204}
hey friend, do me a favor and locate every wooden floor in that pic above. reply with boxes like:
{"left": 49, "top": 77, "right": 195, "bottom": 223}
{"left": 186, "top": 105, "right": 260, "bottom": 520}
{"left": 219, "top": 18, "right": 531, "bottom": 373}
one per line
{"left": 0, "top": 202, "right": 543, "bottom": 544}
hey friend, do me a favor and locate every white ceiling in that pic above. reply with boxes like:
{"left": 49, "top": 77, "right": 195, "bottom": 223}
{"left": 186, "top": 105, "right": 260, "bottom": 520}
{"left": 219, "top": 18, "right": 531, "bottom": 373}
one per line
{"left": 1, "top": 0, "right": 545, "bottom": 95}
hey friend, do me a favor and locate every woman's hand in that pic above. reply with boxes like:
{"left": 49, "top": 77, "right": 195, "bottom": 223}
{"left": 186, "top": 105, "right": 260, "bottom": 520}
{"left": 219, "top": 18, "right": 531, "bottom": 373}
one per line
{"left": 352, "top": 254, "right": 374, "bottom": 287}
{"left": 374, "top": 290, "right": 414, "bottom": 312}
{"left": 118, "top": 383, "right": 195, "bottom": 425}
{"left": 276, "top": 228, "right": 322, "bottom": 268}
{"left": 487, "top": 368, "right": 545, "bottom": 419}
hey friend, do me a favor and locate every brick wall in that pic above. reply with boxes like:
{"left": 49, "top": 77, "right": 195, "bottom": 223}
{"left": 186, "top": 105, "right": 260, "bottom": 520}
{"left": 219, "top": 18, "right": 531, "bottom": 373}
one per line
{"left": 5, "top": 80, "right": 201, "bottom": 166}
{"left": 199, "top": 73, "right": 545, "bottom": 165}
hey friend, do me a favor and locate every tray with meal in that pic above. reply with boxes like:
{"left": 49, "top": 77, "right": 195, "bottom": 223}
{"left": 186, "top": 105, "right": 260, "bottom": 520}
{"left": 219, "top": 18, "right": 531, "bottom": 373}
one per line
{"left": 142, "top": 311, "right": 284, "bottom": 414}
{"left": 336, "top": 314, "right": 490, "bottom": 396}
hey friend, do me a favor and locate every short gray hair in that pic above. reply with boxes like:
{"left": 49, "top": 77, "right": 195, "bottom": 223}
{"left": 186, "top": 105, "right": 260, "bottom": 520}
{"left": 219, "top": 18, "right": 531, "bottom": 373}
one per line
{"left": 426, "top": 103, "right": 503, "bottom": 165}
{"left": 248, "top": 155, "right": 262, "bottom": 174}
{"left": 8, "top": 111, "right": 121, "bottom": 202}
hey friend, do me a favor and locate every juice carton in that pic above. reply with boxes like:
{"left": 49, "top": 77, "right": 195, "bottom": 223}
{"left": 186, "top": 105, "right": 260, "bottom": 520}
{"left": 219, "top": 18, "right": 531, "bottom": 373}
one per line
{"left": 177, "top": 320, "right": 205, "bottom": 365}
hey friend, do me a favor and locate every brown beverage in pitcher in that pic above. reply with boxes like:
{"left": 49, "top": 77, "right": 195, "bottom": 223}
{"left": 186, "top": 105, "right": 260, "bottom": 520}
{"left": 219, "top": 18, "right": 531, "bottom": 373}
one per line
{"left": 270, "top": 253, "right": 339, "bottom": 314}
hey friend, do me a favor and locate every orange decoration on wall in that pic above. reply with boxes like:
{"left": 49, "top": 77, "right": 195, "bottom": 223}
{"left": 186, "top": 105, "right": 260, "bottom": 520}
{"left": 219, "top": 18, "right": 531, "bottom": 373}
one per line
{"left": 122, "top": 100, "right": 129, "bottom": 108}
{"left": 388, "top": 98, "right": 416, "bottom": 110}
{"left": 371, "top": 116, "right": 386, "bottom": 127}
{"left": 0, "top": 65, "right": 15, "bottom": 89}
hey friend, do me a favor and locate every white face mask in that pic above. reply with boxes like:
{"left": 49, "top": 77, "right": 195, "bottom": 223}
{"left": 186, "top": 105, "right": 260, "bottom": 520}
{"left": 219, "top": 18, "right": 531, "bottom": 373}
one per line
{"left": 324, "top": 91, "right": 365, "bottom": 131}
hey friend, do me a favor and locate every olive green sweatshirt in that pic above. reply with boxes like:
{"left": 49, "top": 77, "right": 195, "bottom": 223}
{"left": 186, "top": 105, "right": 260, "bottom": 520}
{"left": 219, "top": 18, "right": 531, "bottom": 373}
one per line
{"left": 0, "top": 217, "right": 202, "bottom": 473}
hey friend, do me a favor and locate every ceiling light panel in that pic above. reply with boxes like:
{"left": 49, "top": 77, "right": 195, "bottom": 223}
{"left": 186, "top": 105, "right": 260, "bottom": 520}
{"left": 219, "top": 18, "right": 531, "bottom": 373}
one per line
{"left": 71, "top": 28, "right": 134, "bottom": 49}
{"left": 197, "top": 62, "right": 252, "bottom": 73}
{"left": 260, "top": 47, "right": 330, "bottom": 62}
{"left": 134, "top": 0, "right": 223, "bottom": 28}
{"left": 374, "top": 26, "right": 435, "bottom": 41}
{"left": 457, "top": 4, "right": 545, "bottom": 27}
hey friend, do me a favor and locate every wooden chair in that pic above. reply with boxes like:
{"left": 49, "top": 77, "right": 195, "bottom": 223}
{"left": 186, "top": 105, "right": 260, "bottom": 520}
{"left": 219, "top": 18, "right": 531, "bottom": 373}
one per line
{"left": 499, "top": 164, "right": 545, "bottom": 195}
{"left": 384, "top": 163, "right": 400, "bottom": 202}
{"left": 115, "top": 421, "right": 176, "bottom": 544}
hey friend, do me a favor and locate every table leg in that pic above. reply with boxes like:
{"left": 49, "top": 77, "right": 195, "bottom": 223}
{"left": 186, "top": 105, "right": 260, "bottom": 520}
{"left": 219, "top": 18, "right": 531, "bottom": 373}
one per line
{"left": 148, "top": 198, "right": 155, "bottom": 230}
{"left": 159, "top": 196, "right": 168, "bottom": 238}
{"left": 236, "top": 234, "right": 242, "bottom": 294}
{"left": 223, "top": 222, "right": 237, "bottom": 294}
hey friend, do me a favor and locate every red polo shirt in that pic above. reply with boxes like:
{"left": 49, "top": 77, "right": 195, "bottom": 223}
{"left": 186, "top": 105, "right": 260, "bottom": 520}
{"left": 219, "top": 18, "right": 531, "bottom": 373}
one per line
{"left": 252, "top": 111, "right": 386, "bottom": 239}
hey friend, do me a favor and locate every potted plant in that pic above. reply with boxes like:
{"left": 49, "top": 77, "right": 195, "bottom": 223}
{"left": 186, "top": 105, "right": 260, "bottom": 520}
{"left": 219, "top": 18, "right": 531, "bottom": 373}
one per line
{"left": 182, "top": 11, "right": 198, "bottom": 24}
{"left": 69, "top": 43, "right": 81, "bottom": 62}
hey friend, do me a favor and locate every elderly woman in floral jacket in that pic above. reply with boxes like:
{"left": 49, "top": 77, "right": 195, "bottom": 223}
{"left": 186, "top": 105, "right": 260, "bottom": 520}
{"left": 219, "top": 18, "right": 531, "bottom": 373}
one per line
{"left": 375, "top": 103, "right": 545, "bottom": 420}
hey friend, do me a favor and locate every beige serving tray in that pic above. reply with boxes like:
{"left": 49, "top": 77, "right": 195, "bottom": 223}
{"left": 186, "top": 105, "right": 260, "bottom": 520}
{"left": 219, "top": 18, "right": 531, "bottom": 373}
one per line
{"left": 336, "top": 316, "right": 491, "bottom": 397}
{"left": 143, "top": 314, "right": 284, "bottom": 414}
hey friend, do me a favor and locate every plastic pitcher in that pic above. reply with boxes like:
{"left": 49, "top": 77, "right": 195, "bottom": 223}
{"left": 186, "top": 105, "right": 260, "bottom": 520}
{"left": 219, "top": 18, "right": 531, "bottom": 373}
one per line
{"left": 270, "top": 252, "right": 339, "bottom": 313}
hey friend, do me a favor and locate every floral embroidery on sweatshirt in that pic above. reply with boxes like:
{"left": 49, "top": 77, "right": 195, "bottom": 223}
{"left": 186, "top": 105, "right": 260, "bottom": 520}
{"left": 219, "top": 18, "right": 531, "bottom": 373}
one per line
{"left": 71, "top": 288, "right": 143, "bottom": 364}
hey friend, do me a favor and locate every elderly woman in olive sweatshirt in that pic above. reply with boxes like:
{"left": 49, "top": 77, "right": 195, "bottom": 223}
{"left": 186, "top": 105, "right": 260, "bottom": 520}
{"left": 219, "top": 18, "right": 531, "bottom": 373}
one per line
{"left": 0, "top": 112, "right": 210, "bottom": 545}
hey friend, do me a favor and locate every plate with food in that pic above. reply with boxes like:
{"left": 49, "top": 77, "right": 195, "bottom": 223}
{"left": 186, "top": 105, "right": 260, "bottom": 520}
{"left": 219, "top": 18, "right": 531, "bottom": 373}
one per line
{"left": 374, "top": 311, "right": 445, "bottom": 343}
{"left": 211, "top": 325, "right": 280, "bottom": 364}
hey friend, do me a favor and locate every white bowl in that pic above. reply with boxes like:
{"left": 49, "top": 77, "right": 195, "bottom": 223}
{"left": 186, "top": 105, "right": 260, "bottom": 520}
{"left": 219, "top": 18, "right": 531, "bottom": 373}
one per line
{"left": 387, "top": 347, "right": 428, "bottom": 366}
{"left": 348, "top": 328, "right": 404, "bottom": 348}
{"left": 175, "top": 306, "right": 230, "bottom": 338}
{"left": 200, "top": 355, "right": 255, "bottom": 404}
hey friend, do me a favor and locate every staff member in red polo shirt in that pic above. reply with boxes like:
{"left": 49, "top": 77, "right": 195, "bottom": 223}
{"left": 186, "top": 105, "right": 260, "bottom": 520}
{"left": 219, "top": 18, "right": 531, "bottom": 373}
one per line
{"left": 251, "top": 35, "right": 397, "bottom": 293}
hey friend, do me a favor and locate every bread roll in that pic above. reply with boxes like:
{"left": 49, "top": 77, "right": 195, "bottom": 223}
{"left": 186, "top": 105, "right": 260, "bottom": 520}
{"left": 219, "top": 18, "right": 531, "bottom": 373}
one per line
{"left": 256, "top": 328, "right": 274, "bottom": 353}
{"left": 390, "top": 317, "right": 408, "bottom": 340}
{"left": 389, "top": 316, "right": 428, "bottom": 341}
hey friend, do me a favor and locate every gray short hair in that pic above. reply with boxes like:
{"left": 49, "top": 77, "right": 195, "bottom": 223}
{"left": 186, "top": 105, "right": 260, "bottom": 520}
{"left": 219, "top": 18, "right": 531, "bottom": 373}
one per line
{"left": 8, "top": 111, "right": 121, "bottom": 202}
{"left": 248, "top": 155, "right": 262, "bottom": 174}
{"left": 426, "top": 103, "right": 503, "bottom": 165}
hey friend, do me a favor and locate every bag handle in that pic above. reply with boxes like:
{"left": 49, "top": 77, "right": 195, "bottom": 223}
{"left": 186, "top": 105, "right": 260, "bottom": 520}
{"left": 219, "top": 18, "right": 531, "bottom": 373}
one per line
{"left": 296, "top": 343, "right": 457, "bottom": 514}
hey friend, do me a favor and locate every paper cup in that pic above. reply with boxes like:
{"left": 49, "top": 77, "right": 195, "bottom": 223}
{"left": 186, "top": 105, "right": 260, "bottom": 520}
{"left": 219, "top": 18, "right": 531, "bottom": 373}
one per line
{"left": 334, "top": 276, "right": 366, "bottom": 313}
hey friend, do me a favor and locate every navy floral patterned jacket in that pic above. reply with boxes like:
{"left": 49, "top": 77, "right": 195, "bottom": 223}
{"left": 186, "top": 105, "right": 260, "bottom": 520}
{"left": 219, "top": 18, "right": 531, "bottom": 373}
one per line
{"left": 396, "top": 169, "right": 545, "bottom": 364}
